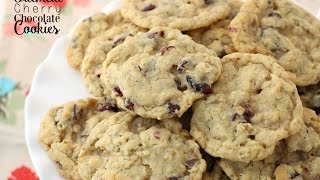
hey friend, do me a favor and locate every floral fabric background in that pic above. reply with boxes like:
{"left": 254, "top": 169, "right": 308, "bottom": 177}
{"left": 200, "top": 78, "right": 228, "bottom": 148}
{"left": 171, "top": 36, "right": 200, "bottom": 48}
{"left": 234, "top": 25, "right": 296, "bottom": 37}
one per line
{"left": 0, "top": 0, "right": 319, "bottom": 179}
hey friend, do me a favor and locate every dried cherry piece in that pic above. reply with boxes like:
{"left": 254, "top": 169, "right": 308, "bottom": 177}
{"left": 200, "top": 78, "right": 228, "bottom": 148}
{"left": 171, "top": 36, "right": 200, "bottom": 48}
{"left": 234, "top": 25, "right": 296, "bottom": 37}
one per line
{"left": 194, "top": 83, "right": 213, "bottom": 95}
{"left": 186, "top": 76, "right": 213, "bottom": 94}
{"left": 154, "top": 131, "right": 160, "bottom": 139}
{"left": 96, "top": 99, "right": 118, "bottom": 112}
{"left": 177, "top": 60, "right": 188, "bottom": 73}
{"left": 228, "top": 26, "right": 237, "bottom": 33}
{"left": 147, "top": 31, "right": 164, "bottom": 39}
{"left": 113, "top": 37, "right": 126, "bottom": 48}
{"left": 268, "top": 12, "right": 282, "bottom": 18}
{"left": 113, "top": 86, "right": 123, "bottom": 97}
{"left": 185, "top": 159, "right": 198, "bottom": 170}
{"left": 72, "top": 105, "right": 82, "bottom": 120}
{"left": 243, "top": 104, "right": 254, "bottom": 122}
{"left": 142, "top": 4, "right": 156, "bottom": 11}
{"left": 124, "top": 98, "right": 135, "bottom": 110}
{"left": 166, "top": 102, "right": 180, "bottom": 114}
{"left": 160, "top": 45, "right": 176, "bottom": 55}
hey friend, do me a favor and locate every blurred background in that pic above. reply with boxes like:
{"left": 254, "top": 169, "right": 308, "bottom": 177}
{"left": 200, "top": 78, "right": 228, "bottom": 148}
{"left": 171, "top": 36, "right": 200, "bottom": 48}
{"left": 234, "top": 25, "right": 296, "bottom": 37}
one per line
{"left": 0, "top": 0, "right": 319, "bottom": 179}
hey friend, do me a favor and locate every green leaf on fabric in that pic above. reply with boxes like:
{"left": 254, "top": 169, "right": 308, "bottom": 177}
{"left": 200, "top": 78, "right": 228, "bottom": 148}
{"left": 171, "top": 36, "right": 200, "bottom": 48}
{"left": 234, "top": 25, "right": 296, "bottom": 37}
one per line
{"left": 61, "top": 4, "right": 73, "bottom": 16}
{"left": 0, "top": 90, "right": 24, "bottom": 125}
{"left": 0, "top": 61, "right": 6, "bottom": 73}
{"left": 7, "top": 90, "right": 25, "bottom": 110}
{"left": 0, "top": 109, "right": 17, "bottom": 125}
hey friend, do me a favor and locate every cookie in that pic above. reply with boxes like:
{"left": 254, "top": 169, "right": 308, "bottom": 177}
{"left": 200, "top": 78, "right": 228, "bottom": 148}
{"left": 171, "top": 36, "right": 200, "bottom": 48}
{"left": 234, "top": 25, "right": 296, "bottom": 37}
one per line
{"left": 120, "top": 0, "right": 231, "bottom": 31}
{"left": 78, "top": 111, "right": 206, "bottom": 180}
{"left": 216, "top": 142, "right": 305, "bottom": 180}
{"left": 298, "top": 83, "right": 320, "bottom": 115}
{"left": 81, "top": 35, "right": 114, "bottom": 97}
{"left": 101, "top": 27, "right": 222, "bottom": 120}
{"left": 39, "top": 98, "right": 118, "bottom": 179}
{"left": 274, "top": 156, "right": 320, "bottom": 180}
{"left": 229, "top": 0, "right": 320, "bottom": 86}
{"left": 286, "top": 108, "right": 320, "bottom": 153}
{"left": 187, "top": 0, "right": 242, "bottom": 58}
{"left": 80, "top": 21, "right": 147, "bottom": 97}
{"left": 217, "top": 108, "right": 320, "bottom": 180}
{"left": 190, "top": 53, "right": 303, "bottom": 162}
{"left": 218, "top": 150, "right": 281, "bottom": 180}
{"left": 66, "top": 11, "right": 143, "bottom": 70}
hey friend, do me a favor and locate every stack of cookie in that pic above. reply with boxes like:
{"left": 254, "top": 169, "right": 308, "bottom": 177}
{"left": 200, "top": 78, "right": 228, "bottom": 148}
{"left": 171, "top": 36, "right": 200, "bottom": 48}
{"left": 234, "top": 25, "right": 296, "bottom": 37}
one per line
{"left": 39, "top": 0, "right": 320, "bottom": 179}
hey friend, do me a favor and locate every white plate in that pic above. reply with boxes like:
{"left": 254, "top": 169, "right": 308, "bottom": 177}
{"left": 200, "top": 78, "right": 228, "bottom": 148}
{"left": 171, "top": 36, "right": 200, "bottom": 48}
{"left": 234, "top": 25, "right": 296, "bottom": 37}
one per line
{"left": 25, "top": 1, "right": 320, "bottom": 180}
{"left": 25, "top": 1, "right": 120, "bottom": 179}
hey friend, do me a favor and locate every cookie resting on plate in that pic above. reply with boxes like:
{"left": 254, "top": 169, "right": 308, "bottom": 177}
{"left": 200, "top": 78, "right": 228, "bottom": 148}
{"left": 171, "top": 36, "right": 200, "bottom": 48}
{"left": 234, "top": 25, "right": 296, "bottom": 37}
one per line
{"left": 217, "top": 108, "right": 320, "bottom": 179}
{"left": 229, "top": 0, "right": 320, "bottom": 86}
{"left": 39, "top": 98, "right": 118, "bottom": 180}
{"left": 190, "top": 53, "right": 303, "bottom": 163}
{"left": 78, "top": 111, "right": 206, "bottom": 180}
{"left": 66, "top": 10, "right": 143, "bottom": 70}
{"left": 187, "top": 0, "right": 243, "bottom": 58}
{"left": 274, "top": 156, "right": 320, "bottom": 180}
{"left": 120, "top": 0, "right": 231, "bottom": 31}
{"left": 101, "top": 27, "right": 222, "bottom": 120}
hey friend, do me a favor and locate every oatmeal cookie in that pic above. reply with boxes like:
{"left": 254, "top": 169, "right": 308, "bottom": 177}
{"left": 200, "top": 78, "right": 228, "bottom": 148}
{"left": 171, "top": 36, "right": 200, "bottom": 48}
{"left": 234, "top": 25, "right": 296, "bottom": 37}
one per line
{"left": 120, "top": 0, "right": 231, "bottom": 31}
{"left": 101, "top": 27, "right": 222, "bottom": 120}
{"left": 66, "top": 11, "right": 143, "bottom": 70}
{"left": 190, "top": 53, "right": 303, "bottom": 162}
{"left": 39, "top": 98, "right": 118, "bottom": 179}
{"left": 229, "top": 0, "right": 320, "bottom": 86}
{"left": 187, "top": 0, "right": 242, "bottom": 58}
{"left": 78, "top": 112, "right": 206, "bottom": 180}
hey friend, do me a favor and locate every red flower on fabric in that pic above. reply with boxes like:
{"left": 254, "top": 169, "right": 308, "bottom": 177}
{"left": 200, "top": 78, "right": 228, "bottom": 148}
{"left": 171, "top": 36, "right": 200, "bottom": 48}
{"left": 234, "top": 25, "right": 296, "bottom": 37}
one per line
{"left": 3, "top": 21, "right": 16, "bottom": 36}
{"left": 72, "top": 0, "right": 91, "bottom": 7}
{"left": 38, "top": 0, "right": 68, "bottom": 7}
{"left": 3, "top": 20, "right": 38, "bottom": 36}
{"left": 7, "top": 166, "right": 39, "bottom": 180}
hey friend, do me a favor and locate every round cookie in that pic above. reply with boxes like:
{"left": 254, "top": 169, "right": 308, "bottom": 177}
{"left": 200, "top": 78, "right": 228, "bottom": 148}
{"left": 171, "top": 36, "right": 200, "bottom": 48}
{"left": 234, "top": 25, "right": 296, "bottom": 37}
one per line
{"left": 229, "top": 0, "right": 320, "bottom": 86}
{"left": 78, "top": 111, "right": 206, "bottom": 180}
{"left": 101, "top": 27, "right": 222, "bottom": 120}
{"left": 216, "top": 142, "right": 307, "bottom": 180}
{"left": 81, "top": 35, "right": 114, "bottom": 97}
{"left": 218, "top": 147, "right": 282, "bottom": 180}
{"left": 80, "top": 22, "right": 147, "bottom": 96}
{"left": 120, "top": 0, "right": 231, "bottom": 31}
{"left": 187, "top": 0, "right": 242, "bottom": 58}
{"left": 66, "top": 10, "right": 143, "bottom": 70}
{"left": 298, "top": 83, "right": 320, "bottom": 115}
{"left": 274, "top": 156, "right": 320, "bottom": 180}
{"left": 286, "top": 108, "right": 320, "bottom": 153}
{"left": 190, "top": 53, "right": 303, "bottom": 162}
{"left": 217, "top": 108, "right": 320, "bottom": 180}
{"left": 39, "top": 98, "right": 118, "bottom": 179}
